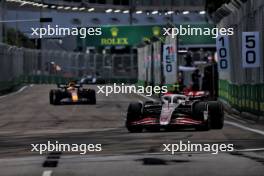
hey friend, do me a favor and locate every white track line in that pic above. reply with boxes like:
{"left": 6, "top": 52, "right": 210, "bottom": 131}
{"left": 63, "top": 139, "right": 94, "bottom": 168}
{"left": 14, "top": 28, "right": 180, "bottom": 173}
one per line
{"left": 136, "top": 93, "right": 156, "bottom": 101}
{"left": 0, "top": 128, "right": 119, "bottom": 136}
{"left": 42, "top": 170, "right": 52, "bottom": 176}
{"left": 225, "top": 114, "right": 248, "bottom": 124}
{"left": 225, "top": 120, "right": 264, "bottom": 136}
{"left": 0, "top": 85, "right": 28, "bottom": 99}
{"left": 17, "top": 86, "right": 27, "bottom": 93}
{"left": 235, "top": 148, "right": 264, "bottom": 152}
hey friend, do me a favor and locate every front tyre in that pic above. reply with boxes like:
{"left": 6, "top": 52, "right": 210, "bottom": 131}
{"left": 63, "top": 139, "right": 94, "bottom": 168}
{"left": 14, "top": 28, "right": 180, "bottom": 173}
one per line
{"left": 126, "top": 102, "right": 143, "bottom": 133}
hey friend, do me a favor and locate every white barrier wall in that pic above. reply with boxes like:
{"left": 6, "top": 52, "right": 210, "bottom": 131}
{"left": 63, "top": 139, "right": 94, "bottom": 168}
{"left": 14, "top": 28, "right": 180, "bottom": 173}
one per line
{"left": 137, "top": 47, "right": 145, "bottom": 85}
{"left": 144, "top": 44, "right": 152, "bottom": 84}
{"left": 153, "top": 41, "right": 162, "bottom": 85}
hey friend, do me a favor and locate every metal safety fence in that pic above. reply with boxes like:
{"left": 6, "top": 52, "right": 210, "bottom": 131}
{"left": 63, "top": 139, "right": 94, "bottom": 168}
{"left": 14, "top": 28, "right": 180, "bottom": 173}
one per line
{"left": 0, "top": 43, "right": 137, "bottom": 92}
{"left": 217, "top": 0, "right": 264, "bottom": 116}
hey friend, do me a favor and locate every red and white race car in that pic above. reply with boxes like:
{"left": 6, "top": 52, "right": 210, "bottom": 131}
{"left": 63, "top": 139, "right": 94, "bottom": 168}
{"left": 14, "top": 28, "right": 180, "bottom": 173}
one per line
{"left": 126, "top": 92, "right": 224, "bottom": 132}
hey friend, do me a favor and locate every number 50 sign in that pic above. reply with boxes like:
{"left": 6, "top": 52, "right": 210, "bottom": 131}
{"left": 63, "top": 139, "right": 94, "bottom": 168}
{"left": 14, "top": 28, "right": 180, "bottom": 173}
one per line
{"left": 242, "top": 32, "right": 260, "bottom": 68}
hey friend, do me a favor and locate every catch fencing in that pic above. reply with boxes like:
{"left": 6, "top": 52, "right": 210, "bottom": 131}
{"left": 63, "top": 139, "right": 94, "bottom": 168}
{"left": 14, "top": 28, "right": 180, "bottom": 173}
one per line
{"left": 0, "top": 43, "right": 137, "bottom": 92}
{"left": 217, "top": 0, "right": 264, "bottom": 116}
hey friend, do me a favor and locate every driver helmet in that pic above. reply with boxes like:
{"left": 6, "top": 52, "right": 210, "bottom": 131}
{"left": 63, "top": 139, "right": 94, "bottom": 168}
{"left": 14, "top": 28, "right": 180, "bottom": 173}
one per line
{"left": 68, "top": 81, "right": 75, "bottom": 87}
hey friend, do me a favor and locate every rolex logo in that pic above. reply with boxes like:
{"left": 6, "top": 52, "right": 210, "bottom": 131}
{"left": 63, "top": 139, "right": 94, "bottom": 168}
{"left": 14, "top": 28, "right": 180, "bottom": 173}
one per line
{"left": 111, "top": 27, "right": 119, "bottom": 37}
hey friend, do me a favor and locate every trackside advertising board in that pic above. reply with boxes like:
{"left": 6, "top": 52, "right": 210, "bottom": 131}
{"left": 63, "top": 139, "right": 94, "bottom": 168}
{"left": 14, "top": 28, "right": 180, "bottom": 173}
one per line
{"left": 163, "top": 44, "right": 177, "bottom": 84}
{"left": 77, "top": 24, "right": 216, "bottom": 47}
{"left": 216, "top": 35, "right": 230, "bottom": 71}
{"left": 242, "top": 32, "right": 260, "bottom": 68}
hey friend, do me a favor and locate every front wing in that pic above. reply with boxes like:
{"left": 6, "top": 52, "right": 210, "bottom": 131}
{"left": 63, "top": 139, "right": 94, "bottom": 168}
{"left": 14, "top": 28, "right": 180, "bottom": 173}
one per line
{"left": 130, "top": 116, "right": 204, "bottom": 127}
{"left": 59, "top": 93, "right": 93, "bottom": 103}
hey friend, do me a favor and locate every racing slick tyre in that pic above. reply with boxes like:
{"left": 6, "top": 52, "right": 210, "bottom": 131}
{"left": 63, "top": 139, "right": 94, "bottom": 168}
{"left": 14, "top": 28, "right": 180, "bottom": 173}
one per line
{"left": 49, "top": 90, "right": 54, "bottom": 105}
{"left": 82, "top": 89, "right": 96, "bottom": 104}
{"left": 126, "top": 102, "right": 143, "bottom": 133}
{"left": 208, "top": 101, "right": 224, "bottom": 129}
{"left": 144, "top": 101, "right": 155, "bottom": 105}
{"left": 88, "top": 89, "right": 96, "bottom": 104}
{"left": 49, "top": 90, "right": 60, "bottom": 105}
{"left": 193, "top": 102, "right": 211, "bottom": 131}
{"left": 195, "top": 117, "right": 211, "bottom": 131}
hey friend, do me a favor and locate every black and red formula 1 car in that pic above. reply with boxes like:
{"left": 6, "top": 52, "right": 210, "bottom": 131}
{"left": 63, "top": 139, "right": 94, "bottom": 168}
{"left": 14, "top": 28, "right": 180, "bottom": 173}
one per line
{"left": 49, "top": 82, "right": 96, "bottom": 105}
{"left": 126, "top": 92, "right": 224, "bottom": 132}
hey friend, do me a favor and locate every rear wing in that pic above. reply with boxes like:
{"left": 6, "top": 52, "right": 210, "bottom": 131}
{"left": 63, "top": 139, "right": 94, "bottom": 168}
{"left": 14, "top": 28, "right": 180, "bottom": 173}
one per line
{"left": 57, "top": 83, "right": 82, "bottom": 89}
{"left": 57, "top": 84, "right": 67, "bottom": 89}
{"left": 184, "top": 91, "right": 209, "bottom": 97}
{"left": 183, "top": 91, "right": 210, "bottom": 101}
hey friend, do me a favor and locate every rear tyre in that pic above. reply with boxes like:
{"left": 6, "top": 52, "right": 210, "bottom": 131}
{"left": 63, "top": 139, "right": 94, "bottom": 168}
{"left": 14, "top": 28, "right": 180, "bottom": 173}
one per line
{"left": 144, "top": 101, "right": 155, "bottom": 105}
{"left": 208, "top": 101, "right": 224, "bottom": 129}
{"left": 50, "top": 90, "right": 60, "bottom": 105}
{"left": 50, "top": 90, "right": 61, "bottom": 105}
{"left": 126, "top": 102, "right": 143, "bottom": 133}
{"left": 49, "top": 90, "right": 54, "bottom": 105}
{"left": 88, "top": 89, "right": 96, "bottom": 104}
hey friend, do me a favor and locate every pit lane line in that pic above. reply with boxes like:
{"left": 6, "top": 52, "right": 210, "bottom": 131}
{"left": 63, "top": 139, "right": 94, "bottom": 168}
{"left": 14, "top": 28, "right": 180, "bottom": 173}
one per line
{"left": 136, "top": 93, "right": 264, "bottom": 136}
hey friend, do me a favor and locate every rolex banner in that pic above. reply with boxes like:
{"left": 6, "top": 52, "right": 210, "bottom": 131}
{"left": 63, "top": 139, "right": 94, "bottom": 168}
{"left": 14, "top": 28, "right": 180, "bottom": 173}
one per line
{"left": 77, "top": 24, "right": 216, "bottom": 47}
{"left": 163, "top": 44, "right": 177, "bottom": 84}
